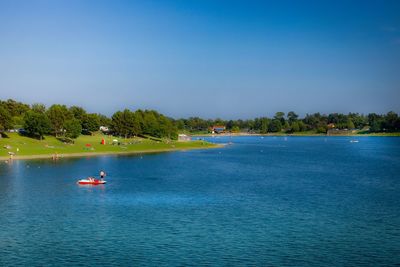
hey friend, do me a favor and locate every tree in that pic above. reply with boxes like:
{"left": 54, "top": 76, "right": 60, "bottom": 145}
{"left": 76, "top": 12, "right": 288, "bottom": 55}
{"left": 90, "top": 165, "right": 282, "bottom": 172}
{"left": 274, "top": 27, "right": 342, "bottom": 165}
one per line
{"left": 289, "top": 121, "right": 300, "bottom": 133}
{"left": 231, "top": 126, "right": 240, "bottom": 133}
{"left": 142, "top": 111, "right": 158, "bottom": 136}
{"left": 82, "top": 113, "right": 101, "bottom": 133}
{"left": 316, "top": 125, "right": 327, "bottom": 133}
{"left": 123, "top": 109, "right": 141, "bottom": 137}
{"left": 98, "top": 114, "right": 111, "bottom": 127}
{"left": 47, "top": 105, "right": 72, "bottom": 137}
{"left": 0, "top": 99, "right": 29, "bottom": 117}
{"left": 346, "top": 119, "right": 355, "bottom": 130}
{"left": 303, "top": 113, "right": 328, "bottom": 131}
{"left": 0, "top": 106, "right": 13, "bottom": 136}
{"left": 12, "top": 116, "right": 24, "bottom": 128}
{"left": 64, "top": 118, "right": 82, "bottom": 139}
{"left": 297, "top": 121, "right": 306, "bottom": 132}
{"left": 348, "top": 113, "right": 366, "bottom": 129}
{"left": 260, "top": 118, "right": 269, "bottom": 134}
{"left": 368, "top": 113, "right": 383, "bottom": 132}
{"left": 274, "top": 112, "right": 286, "bottom": 125}
{"left": 287, "top": 111, "right": 298, "bottom": 124}
{"left": 175, "top": 119, "right": 185, "bottom": 130}
{"left": 157, "top": 114, "right": 177, "bottom": 139}
{"left": 69, "top": 106, "right": 87, "bottom": 122}
{"left": 383, "top": 111, "right": 400, "bottom": 132}
{"left": 23, "top": 111, "right": 50, "bottom": 140}
{"left": 111, "top": 111, "right": 126, "bottom": 137}
{"left": 31, "top": 103, "right": 46, "bottom": 114}
{"left": 268, "top": 119, "right": 282, "bottom": 132}
{"left": 111, "top": 109, "right": 141, "bottom": 138}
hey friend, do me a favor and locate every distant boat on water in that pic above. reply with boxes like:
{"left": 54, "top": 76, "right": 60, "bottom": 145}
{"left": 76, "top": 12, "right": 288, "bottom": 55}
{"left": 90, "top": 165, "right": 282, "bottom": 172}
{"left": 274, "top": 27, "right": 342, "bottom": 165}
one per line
{"left": 350, "top": 140, "right": 359, "bottom": 143}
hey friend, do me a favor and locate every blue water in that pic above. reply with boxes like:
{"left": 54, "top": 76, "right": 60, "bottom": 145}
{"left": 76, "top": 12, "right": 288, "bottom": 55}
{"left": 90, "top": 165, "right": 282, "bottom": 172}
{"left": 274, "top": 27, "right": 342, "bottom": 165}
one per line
{"left": 0, "top": 136, "right": 399, "bottom": 266}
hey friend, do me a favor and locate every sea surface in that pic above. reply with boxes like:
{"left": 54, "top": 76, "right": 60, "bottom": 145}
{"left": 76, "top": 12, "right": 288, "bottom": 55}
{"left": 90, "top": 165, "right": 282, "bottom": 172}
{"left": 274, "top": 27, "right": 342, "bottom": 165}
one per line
{"left": 0, "top": 136, "right": 399, "bottom": 266}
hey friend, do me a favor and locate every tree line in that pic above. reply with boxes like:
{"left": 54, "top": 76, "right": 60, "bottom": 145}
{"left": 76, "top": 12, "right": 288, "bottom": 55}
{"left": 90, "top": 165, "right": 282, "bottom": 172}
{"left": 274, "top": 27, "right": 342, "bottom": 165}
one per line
{"left": 175, "top": 111, "right": 400, "bottom": 134}
{"left": 0, "top": 99, "right": 176, "bottom": 140}
{"left": 0, "top": 99, "right": 399, "bottom": 140}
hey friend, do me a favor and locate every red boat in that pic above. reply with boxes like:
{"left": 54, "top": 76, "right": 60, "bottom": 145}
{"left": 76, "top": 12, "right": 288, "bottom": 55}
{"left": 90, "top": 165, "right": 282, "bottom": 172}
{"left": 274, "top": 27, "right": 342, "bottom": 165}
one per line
{"left": 77, "top": 177, "right": 106, "bottom": 185}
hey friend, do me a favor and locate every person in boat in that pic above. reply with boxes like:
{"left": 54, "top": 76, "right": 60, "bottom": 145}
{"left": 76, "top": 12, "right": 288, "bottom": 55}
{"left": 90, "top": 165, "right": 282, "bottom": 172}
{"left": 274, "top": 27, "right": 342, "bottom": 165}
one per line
{"left": 100, "top": 170, "right": 106, "bottom": 180}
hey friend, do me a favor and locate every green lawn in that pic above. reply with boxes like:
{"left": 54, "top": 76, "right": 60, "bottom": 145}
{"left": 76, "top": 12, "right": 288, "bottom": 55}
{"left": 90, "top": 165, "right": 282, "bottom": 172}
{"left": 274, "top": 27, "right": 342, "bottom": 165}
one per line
{"left": 0, "top": 133, "right": 218, "bottom": 159}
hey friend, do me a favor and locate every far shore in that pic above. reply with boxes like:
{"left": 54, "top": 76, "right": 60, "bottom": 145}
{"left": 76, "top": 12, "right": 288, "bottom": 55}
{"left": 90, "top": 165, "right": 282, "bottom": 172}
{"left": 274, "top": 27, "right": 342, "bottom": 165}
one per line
{"left": 0, "top": 144, "right": 223, "bottom": 161}
{"left": 191, "top": 132, "right": 400, "bottom": 137}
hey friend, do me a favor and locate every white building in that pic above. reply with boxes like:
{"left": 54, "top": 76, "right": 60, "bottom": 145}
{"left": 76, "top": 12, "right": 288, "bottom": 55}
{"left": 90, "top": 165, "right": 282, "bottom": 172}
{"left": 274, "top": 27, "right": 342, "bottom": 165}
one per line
{"left": 99, "top": 126, "right": 109, "bottom": 132}
{"left": 178, "top": 134, "right": 191, "bottom": 141}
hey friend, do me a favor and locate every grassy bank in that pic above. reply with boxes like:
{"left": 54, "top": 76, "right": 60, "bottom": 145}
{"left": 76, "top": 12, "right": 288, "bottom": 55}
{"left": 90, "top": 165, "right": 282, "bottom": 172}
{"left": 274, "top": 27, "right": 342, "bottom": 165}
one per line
{"left": 0, "top": 133, "right": 220, "bottom": 160}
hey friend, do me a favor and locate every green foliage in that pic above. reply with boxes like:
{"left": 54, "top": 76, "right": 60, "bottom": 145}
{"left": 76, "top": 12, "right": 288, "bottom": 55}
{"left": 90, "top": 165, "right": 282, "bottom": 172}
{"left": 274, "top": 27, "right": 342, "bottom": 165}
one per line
{"left": 0, "top": 106, "right": 13, "bottom": 132}
{"left": 0, "top": 99, "right": 30, "bottom": 117}
{"left": 231, "top": 126, "right": 240, "bottom": 132}
{"left": 82, "top": 113, "right": 101, "bottom": 132}
{"left": 274, "top": 112, "right": 286, "bottom": 125}
{"left": 348, "top": 113, "right": 366, "bottom": 129}
{"left": 142, "top": 111, "right": 158, "bottom": 136}
{"left": 316, "top": 125, "right": 327, "bottom": 133}
{"left": 346, "top": 119, "right": 355, "bottom": 129}
{"left": 1, "top": 98, "right": 400, "bottom": 138}
{"left": 69, "top": 106, "right": 87, "bottom": 122}
{"left": 268, "top": 119, "right": 282, "bottom": 132}
{"left": 31, "top": 103, "right": 46, "bottom": 114}
{"left": 110, "top": 109, "right": 177, "bottom": 139}
{"left": 367, "top": 111, "right": 400, "bottom": 132}
{"left": 289, "top": 121, "right": 300, "bottom": 133}
{"left": 141, "top": 110, "right": 177, "bottom": 139}
{"left": 47, "top": 105, "right": 72, "bottom": 137}
{"left": 260, "top": 118, "right": 269, "bottom": 134}
{"left": 253, "top": 117, "right": 269, "bottom": 133}
{"left": 23, "top": 111, "right": 51, "bottom": 139}
{"left": 298, "top": 121, "right": 306, "bottom": 131}
{"left": 303, "top": 113, "right": 327, "bottom": 130}
{"left": 383, "top": 111, "right": 400, "bottom": 132}
{"left": 111, "top": 109, "right": 141, "bottom": 138}
{"left": 12, "top": 116, "right": 24, "bottom": 128}
{"left": 98, "top": 114, "right": 111, "bottom": 127}
{"left": 175, "top": 119, "right": 185, "bottom": 130}
{"left": 368, "top": 113, "right": 383, "bottom": 132}
{"left": 64, "top": 118, "right": 82, "bottom": 139}
{"left": 111, "top": 111, "right": 127, "bottom": 136}
{"left": 287, "top": 111, "right": 298, "bottom": 123}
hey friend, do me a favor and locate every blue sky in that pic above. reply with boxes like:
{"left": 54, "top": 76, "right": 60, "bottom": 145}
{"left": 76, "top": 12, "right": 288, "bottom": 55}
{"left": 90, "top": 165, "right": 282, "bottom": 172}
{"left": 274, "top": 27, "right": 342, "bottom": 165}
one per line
{"left": 0, "top": 0, "right": 399, "bottom": 118}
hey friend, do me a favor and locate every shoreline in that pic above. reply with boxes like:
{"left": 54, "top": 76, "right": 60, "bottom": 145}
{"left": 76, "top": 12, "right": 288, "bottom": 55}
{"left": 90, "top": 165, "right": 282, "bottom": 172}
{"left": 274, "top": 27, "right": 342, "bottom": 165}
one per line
{"left": 0, "top": 144, "right": 223, "bottom": 161}
{"left": 192, "top": 133, "right": 400, "bottom": 137}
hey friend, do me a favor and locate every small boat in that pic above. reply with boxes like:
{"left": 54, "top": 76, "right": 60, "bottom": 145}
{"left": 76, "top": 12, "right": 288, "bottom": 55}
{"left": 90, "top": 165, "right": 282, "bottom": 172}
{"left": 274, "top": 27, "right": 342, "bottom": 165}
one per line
{"left": 77, "top": 177, "right": 106, "bottom": 185}
{"left": 350, "top": 140, "right": 359, "bottom": 143}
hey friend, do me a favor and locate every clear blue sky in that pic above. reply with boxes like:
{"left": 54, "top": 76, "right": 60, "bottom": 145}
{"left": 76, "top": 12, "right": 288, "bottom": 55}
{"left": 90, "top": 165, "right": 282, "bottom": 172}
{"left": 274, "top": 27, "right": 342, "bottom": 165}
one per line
{"left": 0, "top": 0, "right": 399, "bottom": 118}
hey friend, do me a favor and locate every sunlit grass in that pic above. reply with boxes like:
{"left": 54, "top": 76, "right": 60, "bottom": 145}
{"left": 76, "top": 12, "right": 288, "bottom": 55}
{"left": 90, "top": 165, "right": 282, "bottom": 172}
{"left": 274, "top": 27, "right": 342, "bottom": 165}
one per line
{"left": 0, "top": 132, "right": 217, "bottom": 158}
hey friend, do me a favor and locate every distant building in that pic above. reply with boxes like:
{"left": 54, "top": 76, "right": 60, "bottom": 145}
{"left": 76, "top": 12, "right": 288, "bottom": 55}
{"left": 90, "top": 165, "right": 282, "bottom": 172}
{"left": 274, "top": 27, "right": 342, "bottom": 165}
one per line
{"left": 178, "top": 134, "right": 191, "bottom": 141}
{"left": 327, "top": 123, "right": 336, "bottom": 129}
{"left": 210, "top": 125, "right": 226, "bottom": 134}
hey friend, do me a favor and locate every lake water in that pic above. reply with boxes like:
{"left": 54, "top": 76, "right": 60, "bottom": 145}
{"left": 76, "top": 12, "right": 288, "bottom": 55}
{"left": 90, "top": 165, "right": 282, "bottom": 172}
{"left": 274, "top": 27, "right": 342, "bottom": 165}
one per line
{"left": 0, "top": 136, "right": 399, "bottom": 266}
